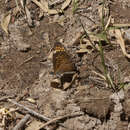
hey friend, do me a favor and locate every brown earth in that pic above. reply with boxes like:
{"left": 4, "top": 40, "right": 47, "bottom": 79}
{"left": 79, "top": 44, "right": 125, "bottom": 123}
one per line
{"left": 0, "top": 0, "right": 130, "bottom": 130}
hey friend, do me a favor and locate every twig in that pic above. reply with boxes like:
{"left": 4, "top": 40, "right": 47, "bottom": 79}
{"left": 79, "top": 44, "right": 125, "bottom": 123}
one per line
{"left": 8, "top": 99, "right": 66, "bottom": 128}
{"left": 78, "top": 13, "right": 96, "bottom": 24}
{"left": 39, "top": 112, "right": 84, "bottom": 129}
{"left": 18, "top": 56, "right": 34, "bottom": 67}
{"left": 8, "top": 99, "right": 50, "bottom": 121}
{"left": 79, "top": 18, "right": 96, "bottom": 49}
{"left": 71, "top": 29, "right": 85, "bottom": 46}
{"left": 92, "top": 70, "right": 106, "bottom": 80}
{"left": 12, "top": 114, "right": 30, "bottom": 130}
{"left": 0, "top": 95, "right": 15, "bottom": 102}
{"left": 89, "top": 76, "right": 106, "bottom": 86}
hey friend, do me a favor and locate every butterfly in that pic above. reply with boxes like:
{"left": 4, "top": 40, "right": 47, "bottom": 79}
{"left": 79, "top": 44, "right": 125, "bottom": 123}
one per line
{"left": 53, "top": 42, "right": 76, "bottom": 76}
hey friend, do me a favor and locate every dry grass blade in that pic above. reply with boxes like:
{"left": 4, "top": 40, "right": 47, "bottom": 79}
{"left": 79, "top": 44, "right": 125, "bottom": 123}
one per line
{"left": 113, "top": 24, "right": 130, "bottom": 27}
{"left": 48, "top": 9, "right": 58, "bottom": 15}
{"left": 15, "top": 0, "right": 21, "bottom": 13}
{"left": 115, "top": 29, "right": 130, "bottom": 58}
{"left": 92, "top": 70, "right": 106, "bottom": 80}
{"left": 32, "top": 0, "right": 48, "bottom": 13}
{"left": 98, "top": 5, "right": 103, "bottom": 20}
{"left": 25, "top": 6, "right": 33, "bottom": 26}
{"left": 61, "top": 0, "right": 72, "bottom": 10}
{"left": 26, "top": 98, "right": 36, "bottom": 104}
{"left": 105, "top": 15, "right": 111, "bottom": 30}
{"left": 76, "top": 48, "right": 90, "bottom": 53}
{"left": 1, "top": 13, "right": 11, "bottom": 34}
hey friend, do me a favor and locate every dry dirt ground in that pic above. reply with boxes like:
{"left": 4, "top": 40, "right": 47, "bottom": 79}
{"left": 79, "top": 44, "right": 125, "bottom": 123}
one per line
{"left": 0, "top": 0, "right": 130, "bottom": 130}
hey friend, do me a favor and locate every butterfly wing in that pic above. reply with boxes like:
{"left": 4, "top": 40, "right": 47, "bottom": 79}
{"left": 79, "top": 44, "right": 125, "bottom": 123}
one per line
{"left": 53, "top": 42, "right": 76, "bottom": 75}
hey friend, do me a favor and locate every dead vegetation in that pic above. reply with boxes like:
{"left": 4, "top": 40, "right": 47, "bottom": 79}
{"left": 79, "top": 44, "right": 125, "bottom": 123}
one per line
{"left": 0, "top": 0, "right": 130, "bottom": 130}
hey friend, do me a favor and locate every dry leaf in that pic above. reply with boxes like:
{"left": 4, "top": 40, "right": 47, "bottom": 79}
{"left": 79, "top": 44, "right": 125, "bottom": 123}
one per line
{"left": 0, "top": 107, "right": 16, "bottom": 127}
{"left": 48, "top": 9, "right": 58, "bottom": 15}
{"left": 26, "top": 98, "right": 36, "bottom": 104}
{"left": 76, "top": 48, "right": 90, "bottom": 53}
{"left": 76, "top": 38, "right": 94, "bottom": 54}
{"left": 48, "top": 51, "right": 53, "bottom": 60}
{"left": 76, "top": 43, "right": 88, "bottom": 53}
{"left": 80, "top": 44, "right": 87, "bottom": 49}
{"left": 61, "top": 0, "right": 72, "bottom": 10}
{"left": 41, "top": 0, "right": 58, "bottom": 14}
{"left": 40, "top": 0, "right": 48, "bottom": 11}
{"left": 12, "top": 7, "right": 20, "bottom": 16}
{"left": 32, "top": 0, "right": 48, "bottom": 13}
{"left": 115, "top": 29, "right": 130, "bottom": 58}
{"left": 51, "top": 78, "right": 61, "bottom": 88}
{"left": 1, "top": 13, "right": 11, "bottom": 34}
{"left": 32, "top": 0, "right": 58, "bottom": 15}
{"left": 63, "top": 82, "right": 71, "bottom": 90}
{"left": 39, "top": 8, "right": 44, "bottom": 18}
{"left": 63, "top": 73, "right": 77, "bottom": 90}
